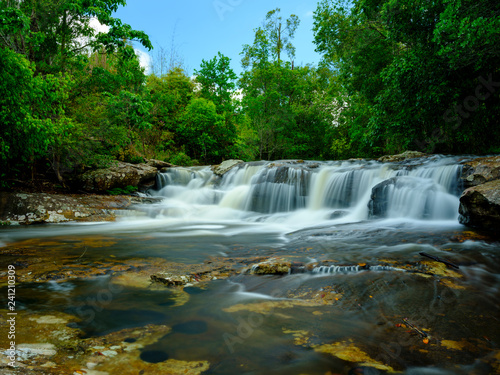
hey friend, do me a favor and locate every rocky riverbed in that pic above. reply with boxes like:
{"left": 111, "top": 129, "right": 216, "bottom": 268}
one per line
{"left": 1, "top": 224, "right": 499, "bottom": 374}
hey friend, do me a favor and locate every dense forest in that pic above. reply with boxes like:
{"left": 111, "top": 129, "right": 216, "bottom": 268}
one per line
{"left": 1, "top": 0, "right": 499, "bottom": 189}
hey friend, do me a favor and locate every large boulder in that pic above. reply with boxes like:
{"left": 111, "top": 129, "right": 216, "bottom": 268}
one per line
{"left": 461, "top": 155, "right": 500, "bottom": 188}
{"left": 459, "top": 179, "right": 500, "bottom": 231}
{"left": 368, "top": 178, "right": 397, "bottom": 218}
{"left": 211, "top": 159, "right": 244, "bottom": 176}
{"left": 378, "top": 151, "right": 427, "bottom": 163}
{"left": 78, "top": 161, "right": 158, "bottom": 193}
{"left": 145, "top": 159, "right": 176, "bottom": 170}
{"left": 0, "top": 192, "right": 162, "bottom": 225}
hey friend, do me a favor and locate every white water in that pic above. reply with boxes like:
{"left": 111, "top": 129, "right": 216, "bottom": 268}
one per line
{"left": 147, "top": 156, "right": 463, "bottom": 232}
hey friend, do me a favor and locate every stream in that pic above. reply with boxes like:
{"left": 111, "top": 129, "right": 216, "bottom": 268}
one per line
{"left": 0, "top": 155, "right": 499, "bottom": 374}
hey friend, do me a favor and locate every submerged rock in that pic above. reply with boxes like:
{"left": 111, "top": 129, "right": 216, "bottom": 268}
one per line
{"left": 459, "top": 179, "right": 500, "bottom": 231}
{"left": 314, "top": 340, "right": 393, "bottom": 372}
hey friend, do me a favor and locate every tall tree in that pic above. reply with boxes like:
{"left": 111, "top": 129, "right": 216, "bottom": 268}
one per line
{"left": 239, "top": 9, "right": 335, "bottom": 160}
{"left": 241, "top": 8, "right": 300, "bottom": 70}
{"left": 195, "top": 52, "right": 238, "bottom": 115}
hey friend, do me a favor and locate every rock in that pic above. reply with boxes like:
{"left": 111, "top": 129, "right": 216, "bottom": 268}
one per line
{"left": 145, "top": 159, "right": 176, "bottom": 169}
{"left": 461, "top": 155, "right": 500, "bottom": 188}
{"left": 0, "top": 192, "right": 162, "bottom": 224}
{"left": 378, "top": 151, "right": 427, "bottom": 163}
{"left": 151, "top": 274, "right": 191, "bottom": 286}
{"left": 16, "top": 343, "right": 57, "bottom": 359}
{"left": 247, "top": 258, "right": 291, "bottom": 275}
{"left": 314, "top": 340, "right": 393, "bottom": 372}
{"left": 211, "top": 159, "right": 244, "bottom": 176}
{"left": 368, "top": 178, "right": 397, "bottom": 218}
{"left": 78, "top": 161, "right": 158, "bottom": 193}
{"left": 459, "top": 179, "right": 500, "bottom": 231}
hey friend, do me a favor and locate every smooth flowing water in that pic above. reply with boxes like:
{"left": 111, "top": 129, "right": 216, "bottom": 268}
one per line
{"left": 1, "top": 156, "right": 499, "bottom": 374}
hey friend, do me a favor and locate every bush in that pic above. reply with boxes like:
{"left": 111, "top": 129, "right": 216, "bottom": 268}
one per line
{"left": 169, "top": 151, "right": 192, "bottom": 166}
{"left": 107, "top": 185, "right": 138, "bottom": 195}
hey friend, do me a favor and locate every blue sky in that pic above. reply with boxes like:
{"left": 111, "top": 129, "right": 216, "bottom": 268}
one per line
{"left": 113, "top": 0, "right": 322, "bottom": 75}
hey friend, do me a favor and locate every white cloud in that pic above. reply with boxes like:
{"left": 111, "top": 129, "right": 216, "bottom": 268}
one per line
{"left": 305, "top": 10, "right": 314, "bottom": 18}
{"left": 135, "top": 49, "right": 152, "bottom": 74}
{"left": 89, "top": 17, "right": 110, "bottom": 34}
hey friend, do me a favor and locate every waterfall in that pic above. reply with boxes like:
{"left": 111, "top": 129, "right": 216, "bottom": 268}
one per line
{"left": 152, "top": 156, "right": 463, "bottom": 226}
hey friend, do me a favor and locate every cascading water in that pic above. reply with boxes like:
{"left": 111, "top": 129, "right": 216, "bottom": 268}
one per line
{"left": 152, "top": 155, "right": 463, "bottom": 227}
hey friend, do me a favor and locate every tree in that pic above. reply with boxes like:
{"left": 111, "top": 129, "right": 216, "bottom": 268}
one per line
{"left": 239, "top": 9, "right": 335, "bottom": 160}
{"left": 143, "top": 68, "right": 195, "bottom": 159}
{"left": 0, "top": 0, "right": 152, "bottom": 74}
{"left": 149, "top": 25, "right": 186, "bottom": 76}
{"left": 264, "top": 8, "right": 300, "bottom": 65}
{"left": 178, "top": 98, "right": 230, "bottom": 163}
{"left": 0, "top": 48, "right": 74, "bottom": 184}
{"left": 107, "top": 90, "right": 153, "bottom": 157}
{"left": 313, "top": 0, "right": 500, "bottom": 156}
{"left": 241, "top": 8, "right": 300, "bottom": 70}
{"left": 195, "top": 52, "right": 237, "bottom": 114}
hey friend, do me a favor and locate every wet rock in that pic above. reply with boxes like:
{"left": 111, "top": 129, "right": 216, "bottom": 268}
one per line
{"left": 329, "top": 210, "right": 349, "bottom": 219}
{"left": 459, "top": 179, "right": 500, "bottom": 231}
{"left": 151, "top": 274, "right": 191, "bottom": 286}
{"left": 378, "top": 150, "right": 427, "bottom": 163}
{"left": 78, "top": 161, "right": 158, "bottom": 193}
{"left": 367, "top": 178, "right": 397, "bottom": 218}
{"left": 246, "top": 258, "right": 291, "bottom": 275}
{"left": 150, "top": 260, "right": 236, "bottom": 288}
{"left": 211, "top": 159, "right": 244, "bottom": 176}
{"left": 461, "top": 155, "right": 500, "bottom": 188}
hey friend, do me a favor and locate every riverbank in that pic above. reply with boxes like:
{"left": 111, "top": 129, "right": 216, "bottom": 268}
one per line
{"left": 0, "top": 193, "right": 163, "bottom": 225}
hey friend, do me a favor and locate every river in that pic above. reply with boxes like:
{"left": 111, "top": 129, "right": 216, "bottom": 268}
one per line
{"left": 0, "top": 155, "right": 499, "bottom": 374}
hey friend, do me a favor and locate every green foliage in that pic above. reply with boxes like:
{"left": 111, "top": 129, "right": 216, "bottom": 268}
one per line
{"left": 240, "top": 60, "right": 335, "bottom": 159}
{"left": 241, "top": 8, "right": 300, "bottom": 69}
{"left": 195, "top": 52, "right": 238, "bottom": 114}
{"left": 107, "top": 185, "right": 138, "bottom": 195}
{"left": 0, "top": 48, "right": 75, "bottom": 183}
{"left": 2, "top": 0, "right": 498, "bottom": 193}
{"left": 169, "top": 151, "right": 193, "bottom": 166}
{"left": 178, "top": 98, "right": 234, "bottom": 164}
{"left": 146, "top": 68, "right": 194, "bottom": 130}
{"left": 0, "top": 0, "right": 152, "bottom": 74}
{"left": 313, "top": 0, "right": 500, "bottom": 156}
